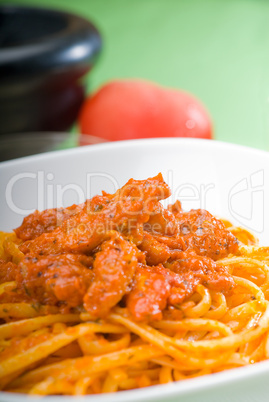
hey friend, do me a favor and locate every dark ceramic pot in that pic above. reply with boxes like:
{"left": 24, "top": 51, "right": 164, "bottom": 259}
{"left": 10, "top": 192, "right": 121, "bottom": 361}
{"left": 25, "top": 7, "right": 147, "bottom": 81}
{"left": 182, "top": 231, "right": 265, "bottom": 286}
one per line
{"left": 0, "top": 5, "right": 102, "bottom": 134}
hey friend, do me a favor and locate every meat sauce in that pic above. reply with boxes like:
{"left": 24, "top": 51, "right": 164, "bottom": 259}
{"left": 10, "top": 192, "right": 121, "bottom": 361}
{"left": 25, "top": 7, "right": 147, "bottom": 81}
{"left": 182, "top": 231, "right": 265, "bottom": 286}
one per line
{"left": 0, "top": 174, "right": 239, "bottom": 322}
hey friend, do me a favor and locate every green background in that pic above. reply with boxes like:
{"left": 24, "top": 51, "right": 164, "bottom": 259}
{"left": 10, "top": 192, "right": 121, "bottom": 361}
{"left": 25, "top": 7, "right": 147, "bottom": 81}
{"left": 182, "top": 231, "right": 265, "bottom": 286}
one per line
{"left": 9, "top": 0, "right": 269, "bottom": 150}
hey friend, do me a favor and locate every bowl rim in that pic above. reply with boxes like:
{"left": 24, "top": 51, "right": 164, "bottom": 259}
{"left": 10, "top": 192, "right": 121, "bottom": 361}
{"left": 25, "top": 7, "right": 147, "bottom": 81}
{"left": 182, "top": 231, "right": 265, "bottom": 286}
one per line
{"left": 1, "top": 137, "right": 269, "bottom": 401}
{"left": 1, "top": 353, "right": 269, "bottom": 402}
{"left": 1, "top": 137, "right": 268, "bottom": 168}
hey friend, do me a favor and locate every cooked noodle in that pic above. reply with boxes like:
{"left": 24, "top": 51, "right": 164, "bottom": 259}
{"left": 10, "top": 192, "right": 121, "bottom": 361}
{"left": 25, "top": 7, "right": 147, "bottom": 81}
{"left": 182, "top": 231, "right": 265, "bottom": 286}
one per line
{"left": 0, "top": 175, "right": 268, "bottom": 395}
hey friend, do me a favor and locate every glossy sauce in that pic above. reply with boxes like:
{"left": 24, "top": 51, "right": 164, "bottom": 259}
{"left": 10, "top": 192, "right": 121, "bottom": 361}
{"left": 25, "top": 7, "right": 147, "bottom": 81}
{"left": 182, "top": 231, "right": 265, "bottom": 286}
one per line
{"left": 0, "top": 174, "right": 239, "bottom": 321}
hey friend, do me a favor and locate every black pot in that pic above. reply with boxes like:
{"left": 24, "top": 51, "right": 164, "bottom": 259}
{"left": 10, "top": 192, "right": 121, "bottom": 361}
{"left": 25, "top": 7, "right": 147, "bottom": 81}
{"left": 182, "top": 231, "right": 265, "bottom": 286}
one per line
{"left": 0, "top": 5, "right": 102, "bottom": 134}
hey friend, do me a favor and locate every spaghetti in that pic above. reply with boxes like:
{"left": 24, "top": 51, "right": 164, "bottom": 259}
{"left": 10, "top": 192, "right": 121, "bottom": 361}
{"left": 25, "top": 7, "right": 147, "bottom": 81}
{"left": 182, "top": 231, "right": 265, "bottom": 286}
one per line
{"left": 0, "top": 174, "right": 269, "bottom": 395}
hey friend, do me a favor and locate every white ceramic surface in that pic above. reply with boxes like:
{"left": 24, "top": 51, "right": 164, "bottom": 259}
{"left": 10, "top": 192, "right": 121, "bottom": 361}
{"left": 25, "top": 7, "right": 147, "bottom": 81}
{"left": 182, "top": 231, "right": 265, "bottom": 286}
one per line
{"left": 1, "top": 138, "right": 269, "bottom": 402}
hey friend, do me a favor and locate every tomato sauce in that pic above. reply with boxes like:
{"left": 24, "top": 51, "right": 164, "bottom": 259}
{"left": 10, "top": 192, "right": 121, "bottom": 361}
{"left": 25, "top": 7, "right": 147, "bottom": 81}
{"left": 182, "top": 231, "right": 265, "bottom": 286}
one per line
{"left": 1, "top": 174, "right": 239, "bottom": 322}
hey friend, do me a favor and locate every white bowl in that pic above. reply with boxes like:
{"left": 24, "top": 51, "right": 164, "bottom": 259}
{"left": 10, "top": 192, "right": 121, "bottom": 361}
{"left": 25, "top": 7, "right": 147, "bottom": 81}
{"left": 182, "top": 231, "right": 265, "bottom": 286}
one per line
{"left": 0, "top": 138, "right": 269, "bottom": 402}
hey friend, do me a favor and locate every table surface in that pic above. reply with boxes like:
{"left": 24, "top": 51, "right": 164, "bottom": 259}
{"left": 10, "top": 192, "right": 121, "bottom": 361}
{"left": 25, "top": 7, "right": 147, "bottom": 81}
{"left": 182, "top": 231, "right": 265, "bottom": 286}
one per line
{"left": 10, "top": 0, "right": 269, "bottom": 150}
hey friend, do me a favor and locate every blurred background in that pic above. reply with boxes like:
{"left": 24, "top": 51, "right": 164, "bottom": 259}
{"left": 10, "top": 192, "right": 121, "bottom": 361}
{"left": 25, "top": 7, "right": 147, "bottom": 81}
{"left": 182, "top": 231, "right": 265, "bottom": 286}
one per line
{"left": 2, "top": 0, "right": 269, "bottom": 159}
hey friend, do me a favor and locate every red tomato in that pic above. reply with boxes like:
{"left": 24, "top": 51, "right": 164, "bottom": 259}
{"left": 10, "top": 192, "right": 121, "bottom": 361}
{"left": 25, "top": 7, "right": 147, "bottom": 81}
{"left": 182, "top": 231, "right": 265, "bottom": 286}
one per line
{"left": 79, "top": 80, "right": 213, "bottom": 141}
